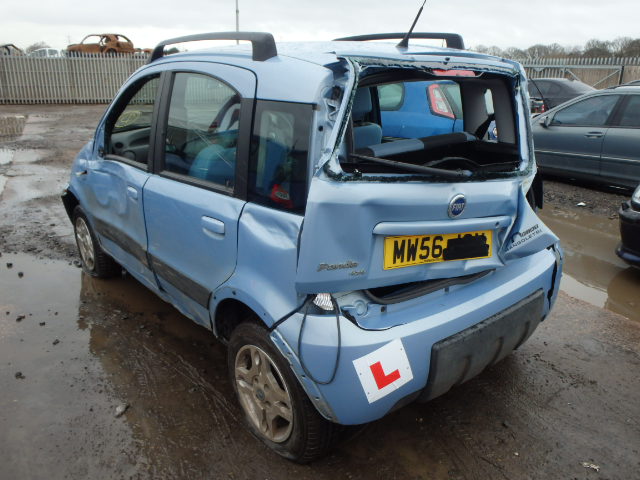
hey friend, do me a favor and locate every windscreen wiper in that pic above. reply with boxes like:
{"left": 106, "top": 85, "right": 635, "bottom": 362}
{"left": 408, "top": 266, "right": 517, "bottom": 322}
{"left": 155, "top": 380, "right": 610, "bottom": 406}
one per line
{"left": 350, "top": 153, "right": 473, "bottom": 179}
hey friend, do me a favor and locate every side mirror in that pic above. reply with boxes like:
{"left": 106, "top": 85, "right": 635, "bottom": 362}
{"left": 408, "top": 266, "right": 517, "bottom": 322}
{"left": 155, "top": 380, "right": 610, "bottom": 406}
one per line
{"left": 542, "top": 115, "right": 552, "bottom": 128}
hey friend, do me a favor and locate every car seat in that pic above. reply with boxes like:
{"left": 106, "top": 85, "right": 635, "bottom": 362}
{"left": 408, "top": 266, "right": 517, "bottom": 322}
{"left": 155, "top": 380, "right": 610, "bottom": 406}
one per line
{"left": 189, "top": 144, "right": 236, "bottom": 187}
{"left": 352, "top": 88, "right": 382, "bottom": 149}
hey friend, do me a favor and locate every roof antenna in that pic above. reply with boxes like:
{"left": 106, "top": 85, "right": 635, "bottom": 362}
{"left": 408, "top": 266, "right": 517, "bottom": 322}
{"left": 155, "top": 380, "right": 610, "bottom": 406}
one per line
{"left": 397, "top": 0, "right": 427, "bottom": 49}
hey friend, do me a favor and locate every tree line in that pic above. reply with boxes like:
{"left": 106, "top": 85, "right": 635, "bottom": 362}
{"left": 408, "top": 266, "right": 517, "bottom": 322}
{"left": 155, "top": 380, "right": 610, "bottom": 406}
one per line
{"left": 473, "top": 37, "right": 640, "bottom": 61}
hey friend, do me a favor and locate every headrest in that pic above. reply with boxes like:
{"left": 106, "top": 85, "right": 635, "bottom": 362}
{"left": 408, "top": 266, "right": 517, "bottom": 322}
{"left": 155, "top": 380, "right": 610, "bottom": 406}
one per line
{"left": 352, "top": 88, "right": 372, "bottom": 118}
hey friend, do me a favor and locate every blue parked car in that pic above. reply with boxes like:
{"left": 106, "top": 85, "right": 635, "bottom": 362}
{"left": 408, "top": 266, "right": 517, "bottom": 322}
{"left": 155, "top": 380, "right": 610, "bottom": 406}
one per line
{"left": 62, "top": 31, "right": 562, "bottom": 462}
{"left": 377, "top": 80, "right": 464, "bottom": 138}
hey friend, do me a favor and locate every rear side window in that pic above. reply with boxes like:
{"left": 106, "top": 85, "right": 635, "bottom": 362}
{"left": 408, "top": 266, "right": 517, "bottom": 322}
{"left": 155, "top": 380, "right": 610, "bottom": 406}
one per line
{"left": 163, "top": 72, "right": 240, "bottom": 190}
{"left": 618, "top": 95, "right": 640, "bottom": 127}
{"left": 378, "top": 83, "right": 404, "bottom": 111}
{"left": 552, "top": 95, "right": 620, "bottom": 126}
{"left": 248, "top": 101, "right": 312, "bottom": 214}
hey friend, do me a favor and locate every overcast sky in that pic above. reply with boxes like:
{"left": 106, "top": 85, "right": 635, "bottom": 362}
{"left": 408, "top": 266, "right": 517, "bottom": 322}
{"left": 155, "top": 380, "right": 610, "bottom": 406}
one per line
{"left": 2, "top": 0, "right": 638, "bottom": 52}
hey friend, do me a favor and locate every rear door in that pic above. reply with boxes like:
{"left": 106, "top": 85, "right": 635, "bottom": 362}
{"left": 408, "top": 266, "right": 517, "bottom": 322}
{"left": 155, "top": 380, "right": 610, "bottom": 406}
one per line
{"left": 534, "top": 94, "right": 621, "bottom": 180}
{"left": 143, "top": 64, "right": 255, "bottom": 328}
{"left": 600, "top": 94, "right": 640, "bottom": 188}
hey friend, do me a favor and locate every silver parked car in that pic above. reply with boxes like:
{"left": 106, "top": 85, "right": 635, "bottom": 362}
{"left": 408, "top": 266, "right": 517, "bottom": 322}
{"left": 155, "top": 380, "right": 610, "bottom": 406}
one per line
{"left": 532, "top": 85, "right": 640, "bottom": 190}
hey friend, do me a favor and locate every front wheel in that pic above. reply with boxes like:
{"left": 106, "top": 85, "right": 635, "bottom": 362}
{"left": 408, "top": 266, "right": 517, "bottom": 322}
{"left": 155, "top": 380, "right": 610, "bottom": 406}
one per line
{"left": 73, "top": 206, "right": 120, "bottom": 278}
{"left": 228, "top": 322, "right": 341, "bottom": 463}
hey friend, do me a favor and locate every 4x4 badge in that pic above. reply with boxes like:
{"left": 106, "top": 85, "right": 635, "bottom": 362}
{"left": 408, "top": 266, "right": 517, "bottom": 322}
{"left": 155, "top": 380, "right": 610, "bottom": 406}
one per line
{"left": 448, "top": 194, "right": 466, "bottom": 218}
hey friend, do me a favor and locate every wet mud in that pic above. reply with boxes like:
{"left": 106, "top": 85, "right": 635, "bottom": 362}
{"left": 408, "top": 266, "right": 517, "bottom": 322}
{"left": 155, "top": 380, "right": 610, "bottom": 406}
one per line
{"left": 2, "top": 253, "right": 639, "bottom": 479}
{"left": 539, "top": 204, "right": 640, "bottom": 323}
{"left": 1, "top": 106, "right": 640, "bottom": 479}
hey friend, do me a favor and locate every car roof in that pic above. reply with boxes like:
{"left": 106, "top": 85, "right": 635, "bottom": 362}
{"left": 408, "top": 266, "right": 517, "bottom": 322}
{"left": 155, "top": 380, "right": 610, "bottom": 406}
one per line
{"left": 139, "top": 40, "right": 519, "bottom": 103}
{"left": 606, "top": 84, "right": 640, "bottom": 93}
{"left": 531, "top": 78, "right": 588, "bottom": 83}
{"left": 154, "top": 40, "right": 513, "bottom": 68}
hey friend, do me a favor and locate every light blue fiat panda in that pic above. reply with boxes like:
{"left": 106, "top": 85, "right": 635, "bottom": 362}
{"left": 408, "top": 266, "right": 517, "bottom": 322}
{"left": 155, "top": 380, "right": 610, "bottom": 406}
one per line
{"left": 62, "top": 31, "right": 562, "bottom": 462}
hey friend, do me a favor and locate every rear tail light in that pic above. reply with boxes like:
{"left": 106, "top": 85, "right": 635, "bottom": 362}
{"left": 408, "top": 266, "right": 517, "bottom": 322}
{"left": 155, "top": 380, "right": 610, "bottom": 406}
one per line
{"left": 427, "top": 84, "right": 455, "bottom": 119}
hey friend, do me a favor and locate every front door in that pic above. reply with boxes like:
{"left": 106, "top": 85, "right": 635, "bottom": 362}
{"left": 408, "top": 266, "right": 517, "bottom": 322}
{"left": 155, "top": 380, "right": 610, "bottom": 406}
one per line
{"left": 80, "top": 73, "right": 161, "bottom": 291}
{"left": 143, "top": 64, "right": 256, "bottom": 328}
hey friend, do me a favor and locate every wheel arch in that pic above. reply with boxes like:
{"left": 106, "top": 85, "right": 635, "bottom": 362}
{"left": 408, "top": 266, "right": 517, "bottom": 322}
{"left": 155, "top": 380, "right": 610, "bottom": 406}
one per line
{"left": 211, "top": 282, "right": 302, "bottom": 341}
{"left": 212, "top": 296, "right": 260, "bottom": 342}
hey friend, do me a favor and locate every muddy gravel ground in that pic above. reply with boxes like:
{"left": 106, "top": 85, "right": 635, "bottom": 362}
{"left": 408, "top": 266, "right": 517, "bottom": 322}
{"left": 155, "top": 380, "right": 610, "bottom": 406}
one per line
{"left": 1, "top": 105, "right": 639, "bottom": 480}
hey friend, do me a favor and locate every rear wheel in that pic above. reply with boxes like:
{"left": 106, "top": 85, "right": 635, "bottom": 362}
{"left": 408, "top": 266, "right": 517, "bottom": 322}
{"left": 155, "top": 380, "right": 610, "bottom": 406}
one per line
{"left": 228, "top": 322, "right": 341, "bottom": 462}
{"left": 73, "top": 206, "right": 120, "bottom": 278}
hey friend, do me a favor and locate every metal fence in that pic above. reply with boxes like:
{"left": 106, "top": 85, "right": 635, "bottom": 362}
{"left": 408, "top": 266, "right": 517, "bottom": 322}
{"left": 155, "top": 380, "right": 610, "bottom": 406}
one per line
{"left": 0, "top": 54, "right": 147, "bottom": 104}
{"left": 2, "top": 54, "right": 640, "bottom": 105}
{"left": 523, "top": 57, "right": 640, "bottom": 88}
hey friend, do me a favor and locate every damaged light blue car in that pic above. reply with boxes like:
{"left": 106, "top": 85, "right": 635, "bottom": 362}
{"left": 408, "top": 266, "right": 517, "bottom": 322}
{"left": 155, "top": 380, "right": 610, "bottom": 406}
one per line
{"left": 61, "top": 31, "right": 563, "bottom": 462}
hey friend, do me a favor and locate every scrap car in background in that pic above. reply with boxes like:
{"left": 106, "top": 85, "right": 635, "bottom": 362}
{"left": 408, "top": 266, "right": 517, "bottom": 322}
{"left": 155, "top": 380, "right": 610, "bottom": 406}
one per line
{"left": 28, "top": 48, "right": 62, "bottom": 58}
{"left": 67, "top": 33, "right": 138, "bottom": 55}
{"left": 528, "top": 78, "right": 595, "bottom": 111}
{"left": 532, "top": 84, "right": 640, "bottom": 190}
{"left": 0, "top": 44, "right": 24, "bottom": 56}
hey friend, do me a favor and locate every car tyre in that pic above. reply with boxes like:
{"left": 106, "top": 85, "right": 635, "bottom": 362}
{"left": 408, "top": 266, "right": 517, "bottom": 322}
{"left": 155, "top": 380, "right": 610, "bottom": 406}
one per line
{"left": 228, "top": 322, "right": 341, "bottom": 463}
{"left": 72, "top": 206, "right": 120, "bottom": 278}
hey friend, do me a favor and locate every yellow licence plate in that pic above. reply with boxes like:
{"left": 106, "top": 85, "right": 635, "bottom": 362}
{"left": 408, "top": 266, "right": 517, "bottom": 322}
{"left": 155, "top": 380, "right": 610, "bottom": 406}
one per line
{"left": 383, "top": 230, "right": 492, "bottom": 270}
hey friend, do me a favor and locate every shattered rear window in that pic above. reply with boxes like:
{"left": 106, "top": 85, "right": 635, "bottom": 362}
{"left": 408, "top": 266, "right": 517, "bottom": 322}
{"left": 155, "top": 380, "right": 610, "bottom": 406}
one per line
{"left": 332, "top": 60, "right": 528, "bottom": 182}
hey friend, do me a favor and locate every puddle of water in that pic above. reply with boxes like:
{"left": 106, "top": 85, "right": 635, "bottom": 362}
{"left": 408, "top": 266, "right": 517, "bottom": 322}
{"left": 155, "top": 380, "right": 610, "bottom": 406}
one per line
{"left": 0, "top": 253, "right": 141, "bottom": 478}
{"left": 0, "top": 163, "right": 68, "bottom": 206}
{"left": 0, "top": 252, "right": 287, "bottom": 478}
{"left": 539, "top": 206, "right": 640, "bottom": 322}
{"left": 0, "top": 115, "right": 27, "bottom": 141}
{"left": 0, "top": 149, "right": 14, "bottom": 165}
{"left": 0, "top": 148, "right": 43, "bottom": 166}
{"left": 12, "top": 149, "right": 43, "bottom": 164}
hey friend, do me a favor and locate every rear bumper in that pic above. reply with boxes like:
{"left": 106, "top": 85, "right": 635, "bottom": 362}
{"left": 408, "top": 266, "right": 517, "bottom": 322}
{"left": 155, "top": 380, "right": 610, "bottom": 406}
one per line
{"left": 418, "top": 290, "right": 543, "bottom": 402}
{"left": 271, "top": 245, "right": 562, "bottom": 425}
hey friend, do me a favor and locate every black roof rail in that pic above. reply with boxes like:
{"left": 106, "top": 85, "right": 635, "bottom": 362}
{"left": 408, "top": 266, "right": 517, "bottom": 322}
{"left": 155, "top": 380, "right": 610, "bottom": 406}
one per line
{"left": 148, "top": 32, "right": 277, "bottom": 64}
{"left": 333, "top": 32, "right": 464, "bottom": 50}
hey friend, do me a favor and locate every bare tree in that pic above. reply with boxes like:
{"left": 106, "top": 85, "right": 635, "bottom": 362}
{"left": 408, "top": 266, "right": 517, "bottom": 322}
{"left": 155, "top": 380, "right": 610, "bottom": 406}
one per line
{"left": 583, "top": 39, "right": 612, "bottom": 57}
{"left": 26, "top": 42, "right": 50, "bottom": 54}
{"left": 473, "top": 38, "right": 640, "bottom": 61}
{"left": 620, "top": 39, "right": 640, "bottom": 57}
{"left": 611, "top": 37, "right": 633, "bottom": 56}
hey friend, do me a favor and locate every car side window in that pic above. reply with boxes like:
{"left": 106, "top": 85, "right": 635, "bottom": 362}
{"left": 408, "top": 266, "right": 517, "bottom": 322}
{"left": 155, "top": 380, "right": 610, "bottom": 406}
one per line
{"left": 378, "top": 83, "right": 404, "bottom": 111}
{"left": 163, "top": 72, "right": 240, "bottom": 190}
{"left": 617, "top": 95, "right": 640, "bottom": 128}
{"left": 552, "top": 95, "right": 620, "bottom": 127}
{"left": 105, "top": 74, "right": 160, "bottom": 166}
{"left": 248, "top": 101, "right": 312, "bottom": 213}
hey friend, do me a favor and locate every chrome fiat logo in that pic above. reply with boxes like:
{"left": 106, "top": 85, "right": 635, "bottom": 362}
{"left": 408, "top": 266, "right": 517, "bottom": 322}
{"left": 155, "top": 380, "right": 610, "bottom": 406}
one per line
{"left": 448, "top": 194, "right": 466, "bottom": 218}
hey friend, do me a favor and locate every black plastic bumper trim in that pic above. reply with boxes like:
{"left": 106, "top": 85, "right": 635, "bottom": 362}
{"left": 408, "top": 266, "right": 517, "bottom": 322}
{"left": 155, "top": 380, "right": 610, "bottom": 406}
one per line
{"left": 417, "top": 289, "right": 544, "bottom": 402}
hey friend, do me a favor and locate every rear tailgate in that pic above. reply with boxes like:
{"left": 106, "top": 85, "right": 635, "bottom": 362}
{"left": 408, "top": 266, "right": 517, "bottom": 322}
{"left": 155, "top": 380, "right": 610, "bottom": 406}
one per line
{"left": 295, "top": 176, "right": 520, "bottom": 294}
